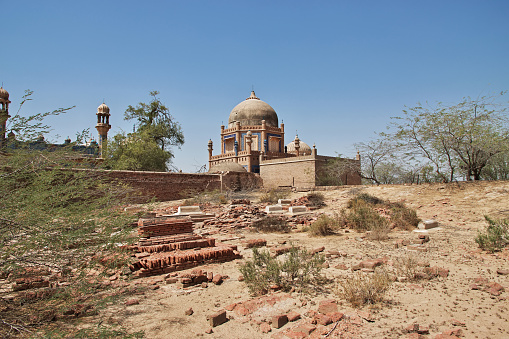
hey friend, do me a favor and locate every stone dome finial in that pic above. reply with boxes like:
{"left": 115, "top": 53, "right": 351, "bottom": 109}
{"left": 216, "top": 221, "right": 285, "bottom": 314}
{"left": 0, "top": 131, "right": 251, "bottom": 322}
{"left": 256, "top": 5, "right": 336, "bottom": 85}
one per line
{"left": 97, "top": 103, "right": 110, "bottom": 114}
{"left": 247, "top": 90, "right": 260, "bottom": 100}
{"left": 0, "top": 87, "right": 9, "bottom": 101}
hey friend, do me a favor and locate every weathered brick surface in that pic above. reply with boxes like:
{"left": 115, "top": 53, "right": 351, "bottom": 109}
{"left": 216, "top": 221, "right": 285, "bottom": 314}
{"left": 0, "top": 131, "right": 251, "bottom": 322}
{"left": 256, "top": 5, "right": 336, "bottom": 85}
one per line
{"left": 208, "top": 310, "right": 227, "bottom": 327}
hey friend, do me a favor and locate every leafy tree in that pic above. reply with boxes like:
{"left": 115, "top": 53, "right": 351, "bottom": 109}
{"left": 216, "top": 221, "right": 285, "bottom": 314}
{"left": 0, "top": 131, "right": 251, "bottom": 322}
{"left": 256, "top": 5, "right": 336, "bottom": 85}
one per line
{"left": 393, "top": 92, "right": 509, "bottom": 181}
{"left": 354, "top": 135, "right": 400, "bottom": 185}
{"left": 124, "top": 91, "right": 184, "bottom": 154}
{"left": 106, "top": 129, "right": 172, "bottom": 171}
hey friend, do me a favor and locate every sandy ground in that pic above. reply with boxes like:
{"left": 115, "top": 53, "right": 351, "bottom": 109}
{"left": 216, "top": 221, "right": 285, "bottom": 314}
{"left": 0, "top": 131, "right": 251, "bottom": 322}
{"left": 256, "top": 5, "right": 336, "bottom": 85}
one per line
{"left": 90, "top": 181, "right": 509, "bottom": 339}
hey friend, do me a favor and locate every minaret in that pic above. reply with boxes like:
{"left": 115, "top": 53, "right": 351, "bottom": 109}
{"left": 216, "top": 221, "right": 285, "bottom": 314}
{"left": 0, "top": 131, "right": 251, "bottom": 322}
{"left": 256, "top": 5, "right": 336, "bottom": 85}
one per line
{"left": 0, "top": 87, "right": 11, "bottom": 149}
{"left": 95, "top": 103, "right": 111, "bottom": 158}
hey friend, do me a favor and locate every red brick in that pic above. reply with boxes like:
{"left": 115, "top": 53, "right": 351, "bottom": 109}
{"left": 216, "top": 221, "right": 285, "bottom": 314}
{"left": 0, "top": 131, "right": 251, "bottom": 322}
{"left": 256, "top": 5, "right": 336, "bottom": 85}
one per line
{"left": 313, "top": 314, "right": 332, "bottom": 326}
{"left": 208, "top": 310, "right": 227, "bottom": 327}
{"left": 272, "top": 314, "right": 288, "bottom": 328}
{"left": 443, "top": 328, "right": 464, "bottom": 336}
{"left": 327, "top": 312, "right": 344, "bottom": 322}
{"left": 212, "top": 274, "right": 223, "bottom": 285}
{"left": 292, "top": 324, "right": 316, "bottom": 335}
{"left": 318, "top": 299, "right": 338, "bottom": 314}
{"left": 287, "top": 311, "right": 301, "bottom": 322}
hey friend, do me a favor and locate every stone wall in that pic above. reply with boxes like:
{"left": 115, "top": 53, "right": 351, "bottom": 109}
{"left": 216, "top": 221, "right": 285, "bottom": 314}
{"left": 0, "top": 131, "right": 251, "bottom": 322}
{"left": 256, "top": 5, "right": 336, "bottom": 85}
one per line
{"left": 259, "top": 154, "right": 361, "bottom": 188}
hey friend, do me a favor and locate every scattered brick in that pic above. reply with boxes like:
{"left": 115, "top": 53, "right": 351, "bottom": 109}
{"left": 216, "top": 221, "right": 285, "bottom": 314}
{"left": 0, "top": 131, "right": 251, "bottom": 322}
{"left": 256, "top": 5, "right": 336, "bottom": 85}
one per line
{"left": 318, "top": 299, "right": 338, "bottom": 314}
{"left": 208, "top": 310, "right": 227, "bottom": 327}
{"left": 287, "top": 311, "right": 301, "bottom": 322}
{"left": 125, "top": 299, "right": 139, "bottom": 306}
{"left": 212, "top": 274, "right": 223, "bottom": 285}
{"left": 185, "top": 308, "right": 194, "bottom": 316}
{"left": 272, "top": 314, "right": 289, "bottom": 328}
{"left": 442, "top": 328, "right": 464, "bottom": 336}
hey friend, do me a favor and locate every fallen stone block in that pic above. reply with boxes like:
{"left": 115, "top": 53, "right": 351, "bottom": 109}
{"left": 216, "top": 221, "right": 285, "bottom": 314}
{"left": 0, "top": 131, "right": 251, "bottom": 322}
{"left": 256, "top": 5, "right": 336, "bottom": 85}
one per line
{"left": 208, "top": 310, "right": 227, "bottom": 327}
{"left": 318, "top": 299, "right": 338, "bottom": 314}
{"left": 272, "top": 314, "right": 288, "bottom": 328}
{"left": 418, "top": 220, "right": 439, "bottom": 230}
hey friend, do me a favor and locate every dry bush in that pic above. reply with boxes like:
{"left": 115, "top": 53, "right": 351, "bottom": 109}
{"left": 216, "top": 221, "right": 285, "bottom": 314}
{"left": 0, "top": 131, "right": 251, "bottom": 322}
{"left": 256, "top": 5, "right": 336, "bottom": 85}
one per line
{"left": 347, "top": 193, "right": 385, "bottom": 208}
{"left": 476, "top": 216, "right": 509, "bottom": 252}
{"left": 308, "top": 214, "right": 339, "bottom": 236}
{"left": 339, "top": 200, "right": 390, "bottom": 232}
{"left": 394, "top": 255, "right": 423, "bottom": 281}
{"left": 259, "top": 188, "right": 288, "bottom": 204}
{"left": 306, "top": 192, "right": 326, "bottom": 207}
{"left": 251, "top": 216, "right": 291, "bottom": 233}
{"left": 336, "top": 269, "right": 393, "bottom": 307}
{"left": 239, "top": 246, "right": 325, "bottom": 295}
{"left": 390, "top": 202, "right": 421, "bottom": 230}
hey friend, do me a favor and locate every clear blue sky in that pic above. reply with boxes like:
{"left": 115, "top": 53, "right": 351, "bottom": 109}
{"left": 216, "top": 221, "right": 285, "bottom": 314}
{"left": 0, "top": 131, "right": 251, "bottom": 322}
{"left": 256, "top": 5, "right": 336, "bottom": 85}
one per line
{"left": 2, "top": 1, "right": 508, "bottom": 172}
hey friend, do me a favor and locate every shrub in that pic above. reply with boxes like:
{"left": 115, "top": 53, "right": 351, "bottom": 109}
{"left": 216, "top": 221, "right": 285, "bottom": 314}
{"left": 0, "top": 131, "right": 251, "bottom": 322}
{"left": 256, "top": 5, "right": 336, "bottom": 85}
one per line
{"left": 394, "top": 255, "right": 422, "bottom": 281}
{"left": 308, "top": 214, "right": 339, "bottom": 236}
{"left": 306, "top": 192, "right": 326, "bottom": 207}
{"left": 251, "top": 216, "right": 291, "bottom": 233}
{"left": 239, "top": 246, "right": 325, "bottom": 295}
{"left": 259, "top": 188, "right": 288, "bottom": 204}
{"left": 339, "top": 200, "right": 390, "bottom": 232}
{"left": 347, "top": 193, "right": 385, "bottom": 208}
{"left": 336, "top": 269, "right": 393, "bottom": 307}
{"left": 475, "top": 216, "right": 509, "bottom": 252}
{"left": 390, "top": 202, "right": 421, "bottom": 230}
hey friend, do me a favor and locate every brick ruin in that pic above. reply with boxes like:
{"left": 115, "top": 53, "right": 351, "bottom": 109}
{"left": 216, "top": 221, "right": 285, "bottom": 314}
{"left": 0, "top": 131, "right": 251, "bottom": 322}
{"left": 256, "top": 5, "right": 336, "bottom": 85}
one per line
{"left": 129, "top": 216, "right": 242, "bottom": 277}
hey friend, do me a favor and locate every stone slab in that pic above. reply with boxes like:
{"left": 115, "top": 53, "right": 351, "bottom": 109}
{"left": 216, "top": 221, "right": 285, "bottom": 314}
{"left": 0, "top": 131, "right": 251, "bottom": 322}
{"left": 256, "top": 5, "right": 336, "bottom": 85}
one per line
{"left": 418, "top": 219, "right": 439, "bottom": 230}
{"left": 278, "top": 199, "right": 292, "bottom": 206}
{"left": 288, "top": 206, "right": 308, "bottom": 214}
{"left": 177, "top": 206, "right": 203, "bottom": 214}
{"left": 265, "top": 205, "right": 284, "bottom": 214}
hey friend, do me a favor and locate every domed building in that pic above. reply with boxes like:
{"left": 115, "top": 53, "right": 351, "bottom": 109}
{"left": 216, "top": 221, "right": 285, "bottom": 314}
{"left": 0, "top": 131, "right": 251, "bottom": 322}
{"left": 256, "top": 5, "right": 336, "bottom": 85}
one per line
{"left": 208, "top": 91, "right": 361, "bottom": 187}
{"left": 208, "top": 91, "right": 287, "bottom": 173}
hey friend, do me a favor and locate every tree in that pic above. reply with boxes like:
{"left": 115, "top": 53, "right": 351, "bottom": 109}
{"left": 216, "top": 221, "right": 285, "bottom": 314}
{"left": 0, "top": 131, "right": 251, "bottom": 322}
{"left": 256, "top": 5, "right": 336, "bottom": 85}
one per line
{"left": 124, "top": 91, "right": 184, "bottom": 154}
{"left": 106, "top": 129, "right": 173, "bottom": 171}
{"left": 393, "top": 92, "right": 509, "bottom": 181}
{"left": 1, "top": 94, "right": 139, "bottom": 336}
{"left": 107, "top": 91, "right": 184, "bottom": 172}
{"left": 354, "top": 135, "right": 400, "bottom": 185}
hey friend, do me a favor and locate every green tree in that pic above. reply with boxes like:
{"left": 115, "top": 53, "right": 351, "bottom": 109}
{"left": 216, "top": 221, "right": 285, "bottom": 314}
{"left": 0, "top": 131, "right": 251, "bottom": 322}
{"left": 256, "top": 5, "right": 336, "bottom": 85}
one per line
{"left": 124, "top": 91, "right": 184, "bottom": 153}
{"left": 106, "top": 129, "right": 172, "bottom": 171}
{"left": 393, "top": 92, "right": 509, "bottom": 181}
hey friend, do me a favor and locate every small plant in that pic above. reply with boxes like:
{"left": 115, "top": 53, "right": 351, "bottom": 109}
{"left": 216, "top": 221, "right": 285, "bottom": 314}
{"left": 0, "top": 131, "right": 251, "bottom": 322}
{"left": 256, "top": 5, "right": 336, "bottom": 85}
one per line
{"left": 336, "top": 269, "right": 393, "bottom": 307}
{"left": 259, "top": 188, "right": 288, "bottom": 204}
{"left": 251, "top": 216, "right": 291, "bottom": 233}
{"left": 475, "top": 216, "right": 509, "bottom": 252}
{"left": 308, "top": 214, "right": 339, "bottom": 236}
{"left": 394, "top": 254, "right": 421, "bottom": 281}
{"left": 306, "top": 192, "right": 325, "bottom": 207}
{"left": 239, "top": 246, "right": 325, "bottom": 295}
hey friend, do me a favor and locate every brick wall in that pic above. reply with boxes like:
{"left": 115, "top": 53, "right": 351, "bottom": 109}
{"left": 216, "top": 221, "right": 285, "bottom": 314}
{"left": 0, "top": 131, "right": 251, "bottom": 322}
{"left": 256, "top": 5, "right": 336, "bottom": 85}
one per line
{"left": 73, "top": 169, "right": 263, "bottom": 202}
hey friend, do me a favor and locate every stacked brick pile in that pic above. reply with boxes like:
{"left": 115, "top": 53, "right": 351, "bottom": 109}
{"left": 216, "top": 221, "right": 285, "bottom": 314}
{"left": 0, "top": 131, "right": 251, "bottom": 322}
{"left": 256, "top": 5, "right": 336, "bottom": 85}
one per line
{"left": 129, "top": 216, "right": 242, "bottom": 277}
{"left": 204, "top": 204, "right": 266, "bottom": 228}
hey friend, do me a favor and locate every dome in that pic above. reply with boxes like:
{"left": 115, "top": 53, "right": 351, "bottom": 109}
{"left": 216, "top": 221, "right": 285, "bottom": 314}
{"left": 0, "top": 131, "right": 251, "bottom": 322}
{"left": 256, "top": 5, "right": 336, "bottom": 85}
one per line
{"left": 0, "top": 87, "right": 9, "bottom": 101}
{"left": 97, "top": 103, "right": 110, "bottom": 114}
{"left": 286, "top": 138, "right": 312, "bottom": 156}
{"left": 228, "top": 91, "right": 278, "bottom": 128}
{"left": 209, "top": 162, "right": 247, "bottom": 173}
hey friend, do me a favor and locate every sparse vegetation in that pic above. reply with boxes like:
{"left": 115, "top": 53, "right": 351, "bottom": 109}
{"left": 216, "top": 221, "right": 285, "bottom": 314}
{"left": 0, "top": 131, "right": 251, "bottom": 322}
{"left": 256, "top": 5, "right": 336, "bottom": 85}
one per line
{"left": 339, "top": 193, "right": 420, "bottom": 234}
{"left": 182, "top": 189, "right": 229, "bottom": 205}
{"left": 251, "top": 216, "right": 291, "bottom": 233}
{"left": 306, "top": 192, "right": 326, "bottom": 207}
{"left": 308, "top": 214, "right": 339, "bottom": 236}
{"left": 475, "top": 216, "right": 509, "bottom": 252}
{"left": 259, "top": 188, "right": 288, "bottom": 204}
{"left": 394, "top": 255, "right": 422, "bottom": 281}
{"left": 239, "top": 246, "right": 325, "bottom": 295}
{"left": 336, "top": 269, "right": 393, "bottom": 307}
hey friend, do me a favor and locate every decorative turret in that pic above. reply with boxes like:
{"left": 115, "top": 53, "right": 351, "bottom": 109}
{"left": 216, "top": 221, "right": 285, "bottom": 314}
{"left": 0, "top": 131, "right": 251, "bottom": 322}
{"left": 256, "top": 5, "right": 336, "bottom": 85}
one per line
{"left": 294, "top": 135, "right": 300, "bottom": 157}
{"left": 0, "top": 86, "right": 11, "bottom": 149}
{"left": 95, "top": 102, "right": 111, "bottom": 158}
